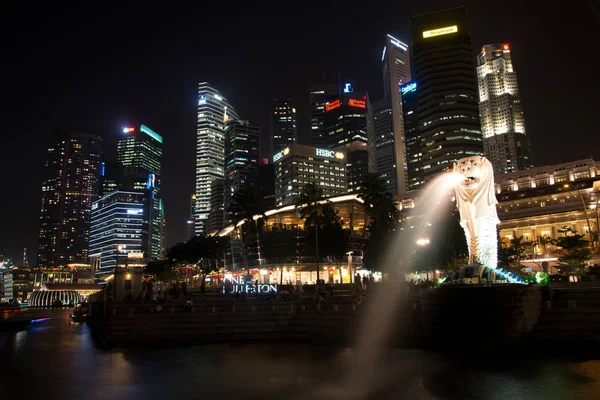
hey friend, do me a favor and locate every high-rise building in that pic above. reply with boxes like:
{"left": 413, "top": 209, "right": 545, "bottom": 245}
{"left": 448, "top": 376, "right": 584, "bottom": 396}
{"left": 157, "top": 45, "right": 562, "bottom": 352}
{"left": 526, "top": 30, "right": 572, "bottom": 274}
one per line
{"left": 37, "top": 134, "right": 103, "bottom": 268}
{"left": 117, "top": 124, "right": 164, "bottom": 261}
{"left": 196, "top": 82, "right": 239, "bottom": 234}
{"left": 375, "top": 34, "right": 412, "bottom": 195}
{"left": 323, "top": 89, "right": 370, "bottom": 192}
{"left": 410, "top": 7, "right": 483, "bottom": 182}
{"left": 477, "top": 43, "right": 532, "bottom": 174}
{"left": 309, "top": 76, "right": 341, "bottom": 147}
{"left": 270, "top": 98, "right": 297, "bottom": 154}
{"left": 224, "top": 120, "right": 261, "bottom": 216}
{"left": 186, "top": 194, "right": 196, "bottom": 240}
{"left": 89, "top": 191, "right": 149, "bottom": 275}
{"left": 273, "top": 144, "right": 347, "bottom": 206}
{"left": 207, "top": 179, "right": 225, "bottom": 234}
{"left": 400, "top": 81, "right": 423, "bottom": 190}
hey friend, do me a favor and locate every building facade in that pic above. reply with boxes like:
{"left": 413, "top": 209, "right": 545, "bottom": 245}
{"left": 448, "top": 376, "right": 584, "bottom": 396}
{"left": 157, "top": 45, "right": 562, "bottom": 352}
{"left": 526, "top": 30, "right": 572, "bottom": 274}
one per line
{"left": 273, "top": 144, "right": 347, "bottom": 206}
{"left": 309, "top": 76, "right": 341, "bottom": 148}
{"left": 207, "top": 179, "right": 225, "bottom": 234}
{"left": 401, "top": 81, "right": 423, "bottom": 190}
{"left": 196, "top": 82, "right": 239, "bottom": 234}
{"left": 410, "top": 6, "right": 483, "bottom": 182}
{"left": 117, "top": 124, "right": 164, "bottom": 260}
{"left": 270, "top": 98, "right": 297, "bottom": 154}
{"left": 37, "top": 134, "right": 103, "bottom": 268}
{"left": 224, "top": 120, "right": 261, "bottom": 216}
{"left": 89, "top": 191, "right": 149, "bottom": 275}
{"left": 256, "top": 163, "right": 276, "bottom": 212}
{"left": 496, "top": 159, "right": 599, "bottom": 258}
{"left": 186, "top": 194, "right": 196, "bottom": 240}
{"left": 477, "top": 43, "right": 532, "bottom": 174}
{"left": 323, "top": 93, "right": 370, "bottom": 192}
{"left": 378, "top": 34, "right": 411, "bottom": 194}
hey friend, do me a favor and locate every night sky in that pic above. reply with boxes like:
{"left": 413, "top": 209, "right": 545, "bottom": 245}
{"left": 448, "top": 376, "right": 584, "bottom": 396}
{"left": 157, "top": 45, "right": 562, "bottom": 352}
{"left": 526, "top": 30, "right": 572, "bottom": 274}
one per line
{"left": 2, "top": 1, "right": 598, "bottom": 264}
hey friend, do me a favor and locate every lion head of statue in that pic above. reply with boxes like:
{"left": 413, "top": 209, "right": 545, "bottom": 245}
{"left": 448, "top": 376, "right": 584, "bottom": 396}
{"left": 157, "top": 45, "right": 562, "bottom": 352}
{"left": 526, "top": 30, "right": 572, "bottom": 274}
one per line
{"left": 453, "top": 156, "right": 498, "bottom": 210}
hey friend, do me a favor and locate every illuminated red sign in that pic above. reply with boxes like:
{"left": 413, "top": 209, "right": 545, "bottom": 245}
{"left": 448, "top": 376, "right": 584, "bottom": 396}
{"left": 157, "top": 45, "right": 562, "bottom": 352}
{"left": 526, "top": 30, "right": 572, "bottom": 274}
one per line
{"left": 325, "top": 99, "right": 341, "bottom": 112}
{"left": 348, "top": 99, "right": 366, "bottom": 109}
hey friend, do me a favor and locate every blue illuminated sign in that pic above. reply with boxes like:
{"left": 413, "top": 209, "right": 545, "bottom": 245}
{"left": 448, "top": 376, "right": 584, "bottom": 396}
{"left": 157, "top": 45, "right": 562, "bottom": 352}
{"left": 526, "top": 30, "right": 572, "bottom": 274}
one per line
{"left": 401, "top": 82, "right": 417, "bottom": 96}
{"left": 147, "top": 173, "right": 156, "bottom": 189}
{"left": 198, "top": 95, "right": 206, "bottom": 105}
{"left": 141, "top": 124, "right": 163, "bottom": 144}
{"left": 343, "top": 83, "right": 354, "bottom": 93}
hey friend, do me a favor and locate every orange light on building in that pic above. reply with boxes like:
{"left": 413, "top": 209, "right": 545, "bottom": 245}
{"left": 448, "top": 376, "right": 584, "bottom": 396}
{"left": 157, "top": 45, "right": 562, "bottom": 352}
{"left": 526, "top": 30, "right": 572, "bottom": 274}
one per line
{"left": 122, "top": 127, "right": 135, "bottom": 133}
{"left": 348, "top": 98, "right": 366, "bottom": 109}
{"left": 503, "top": 44, "right": 509, "bottom": 50}
{"left": 325, "top": 99, "right": 341, "bottom": 112}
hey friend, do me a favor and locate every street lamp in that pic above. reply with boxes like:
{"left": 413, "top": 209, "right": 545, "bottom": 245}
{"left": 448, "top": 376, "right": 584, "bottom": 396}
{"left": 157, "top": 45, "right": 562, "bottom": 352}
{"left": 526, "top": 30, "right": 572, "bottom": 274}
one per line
{"left": 563, "top": 184, "right": 594, "bottom": 246}
{"left": 416, "top": 238, "right": 430, "bottom": 246}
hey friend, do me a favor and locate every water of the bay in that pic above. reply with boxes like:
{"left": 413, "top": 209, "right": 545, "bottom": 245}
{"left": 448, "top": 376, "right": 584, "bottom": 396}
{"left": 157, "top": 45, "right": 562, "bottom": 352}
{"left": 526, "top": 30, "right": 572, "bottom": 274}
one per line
{"left": 1, "top": 309, "right": 599, "bottom": 400}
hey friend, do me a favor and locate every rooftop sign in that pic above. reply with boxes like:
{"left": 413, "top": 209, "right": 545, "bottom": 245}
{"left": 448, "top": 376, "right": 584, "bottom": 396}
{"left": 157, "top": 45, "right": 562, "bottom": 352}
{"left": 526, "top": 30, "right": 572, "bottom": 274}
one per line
{"left": 422, "top": 25, "right": 458, "bottom": 39}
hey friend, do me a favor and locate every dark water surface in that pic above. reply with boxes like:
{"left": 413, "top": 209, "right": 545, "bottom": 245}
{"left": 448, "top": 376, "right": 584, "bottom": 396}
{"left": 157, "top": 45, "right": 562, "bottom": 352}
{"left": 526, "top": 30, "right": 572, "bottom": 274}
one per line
{"left": 1, "top": 309, "right": 599, "bottom": 400}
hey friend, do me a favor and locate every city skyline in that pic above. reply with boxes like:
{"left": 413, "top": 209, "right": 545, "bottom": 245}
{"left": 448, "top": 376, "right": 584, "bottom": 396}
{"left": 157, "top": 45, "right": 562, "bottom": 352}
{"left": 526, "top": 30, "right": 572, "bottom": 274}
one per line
{"left": 2, "top": 1, "right": 599, "bottom": 263}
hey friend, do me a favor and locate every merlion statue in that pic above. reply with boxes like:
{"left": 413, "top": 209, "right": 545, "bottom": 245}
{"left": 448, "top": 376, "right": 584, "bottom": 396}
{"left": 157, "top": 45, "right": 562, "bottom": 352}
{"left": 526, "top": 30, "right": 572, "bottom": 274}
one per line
{"left": 453, "top": 156, "right": 499, "bottom": 270}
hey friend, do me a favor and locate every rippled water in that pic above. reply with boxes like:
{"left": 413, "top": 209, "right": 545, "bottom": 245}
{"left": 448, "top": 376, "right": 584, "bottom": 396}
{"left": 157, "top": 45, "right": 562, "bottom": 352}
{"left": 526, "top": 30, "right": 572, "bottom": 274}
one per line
{"left": 1, "top": 309, "right": 599, "bottom": 400}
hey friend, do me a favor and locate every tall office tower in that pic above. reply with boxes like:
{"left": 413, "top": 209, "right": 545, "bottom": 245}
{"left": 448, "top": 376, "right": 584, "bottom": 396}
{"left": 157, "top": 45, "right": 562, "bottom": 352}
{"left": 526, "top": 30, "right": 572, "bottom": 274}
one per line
{"left": 196, "top": 82, "right": 239, "bottom": 234}
{"left": 309, "top": 76, "right": 341, "bottom": 147}
{"left": 410, "top": 7, "right": 483, "bottom": 182}
{"left": 224, "top": 120, "right": 261, "bottom": 217}
{"left": 477, "top": 44, "right": 532, "bottom": 174}
{"left": 270, "top": 98, "right": 297, "bottom": 154}
{"left": 376, "top": 34, "right": 411, "bottom": 194}
{"left": 323, "top": 85, "right": 370, "bottom": 192}
{"left": 186, "top": 194, "right": 196, "bottom": 240}
{"left": 206, "top": 179, "right": 225, "bottom": 234}
{"left": 117, "top": 124, "right": 164, "bottom": 261}
{"left": 37, "top": 134, "right": 102, "bottom": 268}
{"left": 90, "top": 191, "right": 149, "bottom": 274}
{"left": 400, "top": 81, "right": 423, "bottom": 190}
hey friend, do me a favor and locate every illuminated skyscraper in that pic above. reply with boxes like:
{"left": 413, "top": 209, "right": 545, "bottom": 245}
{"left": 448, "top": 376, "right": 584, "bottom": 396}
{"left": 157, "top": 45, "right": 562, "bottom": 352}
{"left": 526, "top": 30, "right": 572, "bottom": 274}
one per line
{"left": 400, "top": 81, "right": 423, "bottom": 190}
{"left": 375, "top": 34, "right": 412, "bottom": 195}
{"left": 196, "top": 82, "right": 239, "bottom": 234}
{"left": 270, "top": 98, "right": 297, "bottom": 154}
{"left": 323, "top": 86, "right": 370, "bottom": 193}
{"left": 309, "top": 75, "right": 340, "bottom": 147}
{"left": 477, "top": 44, "right": 532, "bottom": 174}
{"left": 117, "top": 124, "right": 164, "bottom": 261}
{"left": 410, "top": 7, "right": 483, "bottom": 181}
{"left": 224, "top": 120, "right": 261, "bottom": 217}
{"left": 37, "top": 133, "right": 103, "bottom": 268}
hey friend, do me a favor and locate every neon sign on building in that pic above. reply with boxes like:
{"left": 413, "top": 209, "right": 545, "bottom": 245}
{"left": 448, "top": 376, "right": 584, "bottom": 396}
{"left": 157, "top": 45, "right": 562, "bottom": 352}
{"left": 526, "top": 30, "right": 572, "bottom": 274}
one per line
{"left": 316, "top": 148, "right": 344, "bottom": 159}
{"left": 401, "top": 82, "right": 417, "bottom": 95}
{"left": 325, "top": 99, "right": 341, "bottom": 112}
{"left": 348, "top": 99, "right": 366, "bottom": 109}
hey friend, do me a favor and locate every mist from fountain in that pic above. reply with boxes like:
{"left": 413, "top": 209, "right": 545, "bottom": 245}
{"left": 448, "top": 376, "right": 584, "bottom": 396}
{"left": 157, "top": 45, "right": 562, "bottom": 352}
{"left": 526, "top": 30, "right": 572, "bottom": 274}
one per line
{"left": 302, "top": 171, "right": 466, "bottom": 400}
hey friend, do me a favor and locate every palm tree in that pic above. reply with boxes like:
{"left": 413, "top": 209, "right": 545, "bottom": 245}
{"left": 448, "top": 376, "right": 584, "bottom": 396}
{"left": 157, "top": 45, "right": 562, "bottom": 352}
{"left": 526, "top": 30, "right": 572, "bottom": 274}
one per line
{"left": 227, "top": 187, "right": 257, "bottom": 278}
{"left": 295, "top": 183, "right": 327, "bottom": 283}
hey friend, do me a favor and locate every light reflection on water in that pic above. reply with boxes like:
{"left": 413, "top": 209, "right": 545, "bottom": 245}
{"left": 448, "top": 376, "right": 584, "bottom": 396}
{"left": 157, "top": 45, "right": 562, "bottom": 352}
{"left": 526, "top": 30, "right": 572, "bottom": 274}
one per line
{"left": 1, "top": 310, "right": 600, "bottom": 400}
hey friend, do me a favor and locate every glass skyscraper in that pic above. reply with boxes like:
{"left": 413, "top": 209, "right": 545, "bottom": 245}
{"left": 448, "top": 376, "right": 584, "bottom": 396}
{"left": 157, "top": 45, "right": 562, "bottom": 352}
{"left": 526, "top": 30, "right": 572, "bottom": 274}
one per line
{"left": 37, "top": 134, "right": 103, "bottom": 268}
{"left": 195, "top": 82, "right": 239, "bottom": 235}
{"left": 116, "top": 124, "right": 164, "bottom": 261}
{"left": 270, "top": 98, "right": 297, "bottom": 155}
{"left": 410, "top": 7, "right": 483, "bottom": 182}
{"left": 224, "top": 120, "right": 261, "bottom": 218}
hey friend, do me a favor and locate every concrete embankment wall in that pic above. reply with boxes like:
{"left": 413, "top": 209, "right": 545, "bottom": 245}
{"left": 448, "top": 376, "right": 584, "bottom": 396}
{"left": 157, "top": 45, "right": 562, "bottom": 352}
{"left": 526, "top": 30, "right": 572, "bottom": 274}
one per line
{"left": 88, "top": 295, "right": 423, "bottom": 348}
{"left": 420, "top": 285, "right": 542, "bottom": 350}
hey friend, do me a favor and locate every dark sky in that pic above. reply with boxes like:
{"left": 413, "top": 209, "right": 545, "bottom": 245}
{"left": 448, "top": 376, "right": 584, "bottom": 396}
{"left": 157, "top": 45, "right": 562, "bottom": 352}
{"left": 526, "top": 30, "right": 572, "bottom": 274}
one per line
{"left": 2, "top": 1, "right": 598, "bottom": 264}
